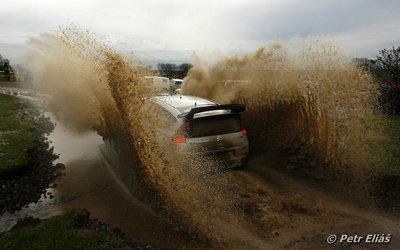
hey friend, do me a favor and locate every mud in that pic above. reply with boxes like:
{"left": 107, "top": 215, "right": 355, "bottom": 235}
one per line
{"left": 182, "top": 43, "right": 378, "bottom": 188}
{"left": 236, "top": 156, "right": 400, "bottom": 249}
{"left": 44, "top": 115, "right": 198, "bottom": 249}
{"left": 57, "top": 157, "right": 195, "bottom": 249}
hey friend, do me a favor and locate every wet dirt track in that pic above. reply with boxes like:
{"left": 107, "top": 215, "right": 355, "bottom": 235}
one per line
{"left": 55, "top": 146, "right": 400, "bottom": 249}
{"left": 50, "top": 120, "right": 399, "bottom": 249}
{"left": 231, "top": 156, "right": 400, "bottom": 249}
{"left": 57, "top": 157, "right": 196, "bottom": 249}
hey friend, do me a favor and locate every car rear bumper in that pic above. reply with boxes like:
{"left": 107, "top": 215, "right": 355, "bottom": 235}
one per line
{"left": 176, "top": 143, "right": 249, "bottom": 169}
{"left": 211, "top": 145, "right": 249, "bottom": 168}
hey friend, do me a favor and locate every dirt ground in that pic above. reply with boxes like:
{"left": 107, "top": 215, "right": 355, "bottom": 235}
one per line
{"left": 55, "top": 147, "right": 400, "bottom": 249}
{"left": 229, "top": 155, "right": 400, "bottom": 249}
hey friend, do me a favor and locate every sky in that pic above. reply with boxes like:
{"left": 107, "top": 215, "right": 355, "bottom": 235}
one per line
{"left": 0, "top": 0, "right": 399, "bottom": 64}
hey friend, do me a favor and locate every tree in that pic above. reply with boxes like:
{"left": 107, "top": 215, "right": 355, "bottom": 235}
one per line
{"left": 3, "top": 59, "right": 11, "bottom": 81}
{"left": 0, "top": 54, "right": 14, "bottom": 81}
{"left": 0, "top": 54, "right": 4, "bottom": 71}
{"left": 372, "top": 46, "right": 400, "bottom": 114}
{"left": 375, "top": 46, "right": 400, "bottom": 84}
{"left": 157, "top": 63, "right": 177, "bottom": 78}
{"left": 352, "top": 57, "right": 377, "bottom": 72}
{"left": 178, "top": 63, "right": 193, "bottom": 78}
{"left": 157, "top": 63, "right": 193, "bottom": 79}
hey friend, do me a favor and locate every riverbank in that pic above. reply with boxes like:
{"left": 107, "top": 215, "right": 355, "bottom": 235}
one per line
{"left": 0, "top": 93, "right": 62, "bottom": 214}
{"left": 0, "top": 93, "right": 36, "bottom": 174}
{"left": 0, "top": 209, "right": 158, "bottom": 249}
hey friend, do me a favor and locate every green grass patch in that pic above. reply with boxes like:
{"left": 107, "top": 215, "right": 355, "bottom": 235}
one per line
{"left": 0, "top": 93, "right": 36, "bottom": 174}
{"left": 368, "top": 114, "right": 400, "bottom": 175}
{"left": 0, "top": 211, "right": 126, "bottom": 250}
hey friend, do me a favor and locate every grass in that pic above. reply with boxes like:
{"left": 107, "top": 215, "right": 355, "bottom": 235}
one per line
{"left": 0, "top": 211, "right": 126, "bottom": 250}
{"left": 0, "top": 72, "right": 16, "bottom": 81}
{"left": 0, "top": 93, "right": 36, "bottom": 174}
{"left": 369, "top": 114, "right": 400, "bottom": 175}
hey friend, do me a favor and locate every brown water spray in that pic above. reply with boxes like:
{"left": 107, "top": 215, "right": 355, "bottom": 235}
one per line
{"left": 183, "top": 41, "right": 379, "bottom": 190}
{"left": 27, "top": 28, "right": 270, "bottom": 246}
{"left": 27, "top": 28, "right": 382, "bottom": 246}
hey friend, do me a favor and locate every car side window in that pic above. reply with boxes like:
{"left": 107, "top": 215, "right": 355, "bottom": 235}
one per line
{"left": 154, "top": 105, "right": 176, "bottom": 128}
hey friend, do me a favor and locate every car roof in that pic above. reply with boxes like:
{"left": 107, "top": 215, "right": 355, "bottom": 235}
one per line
{"left": 152, "top": 95, "right": 228, "bottom": 118}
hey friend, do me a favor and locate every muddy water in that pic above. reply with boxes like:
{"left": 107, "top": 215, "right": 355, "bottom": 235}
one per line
{"left": 0, "top": 88, "right": 195, "bottom": 248}
{"left": 0, "top": 189, "right": 59, "bottom": 233}
{"left": 48, "top": 116, "right": 196, "bottom": 248}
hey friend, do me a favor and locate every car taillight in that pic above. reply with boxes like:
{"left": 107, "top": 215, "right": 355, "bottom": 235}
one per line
{"left": 173, "top": 120, "right": 190, "bottom": 143}
{"left": 240, "top": 119, "right": 247, "bottom": 135}
{"left": 174, "top": 137, "right": 187, "bottom": 143}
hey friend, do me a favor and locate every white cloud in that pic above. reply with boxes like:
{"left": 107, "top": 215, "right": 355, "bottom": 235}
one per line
{"left": 0, "top": 0, "right": 399, "bottom": 63}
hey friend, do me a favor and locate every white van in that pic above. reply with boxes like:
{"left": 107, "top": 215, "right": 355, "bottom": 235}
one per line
{"left": 144, "top": 76, "right": 170, "bottom": 93}
{"left": 170, "top": 78, "right": 183, "bottom": 92}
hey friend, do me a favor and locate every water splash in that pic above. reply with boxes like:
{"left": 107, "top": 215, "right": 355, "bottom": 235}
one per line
{"left": 26, "top": 28, "right": 381, "bottom": 247}
{"left": 182, "top": 41, "right": 379, "bottom": 192}
{"left": 26, "top": 27, "right": 270, "bottom": 246}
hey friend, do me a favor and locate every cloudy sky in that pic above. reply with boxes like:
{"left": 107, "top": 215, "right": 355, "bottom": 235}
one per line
{"left": 1, "top": 0, "right": 399, "bottom": 64}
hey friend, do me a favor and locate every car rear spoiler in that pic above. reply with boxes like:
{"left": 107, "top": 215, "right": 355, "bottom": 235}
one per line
{"left": 178, "top": 104, "right": 246, "bottom": 119}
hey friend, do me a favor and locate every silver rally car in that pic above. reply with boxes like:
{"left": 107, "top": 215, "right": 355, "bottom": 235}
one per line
{"left": 148, "top": 95, "right": 249, "bottom": 168}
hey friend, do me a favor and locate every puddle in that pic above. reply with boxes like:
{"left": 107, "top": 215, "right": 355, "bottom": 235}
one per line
{"left": 50, "top": 116, "right": 194, "bottom": 248}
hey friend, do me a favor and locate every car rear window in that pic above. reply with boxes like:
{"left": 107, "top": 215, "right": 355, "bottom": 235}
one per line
{"left": 190, "top": 114, "right": 241, "bottom": 137}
